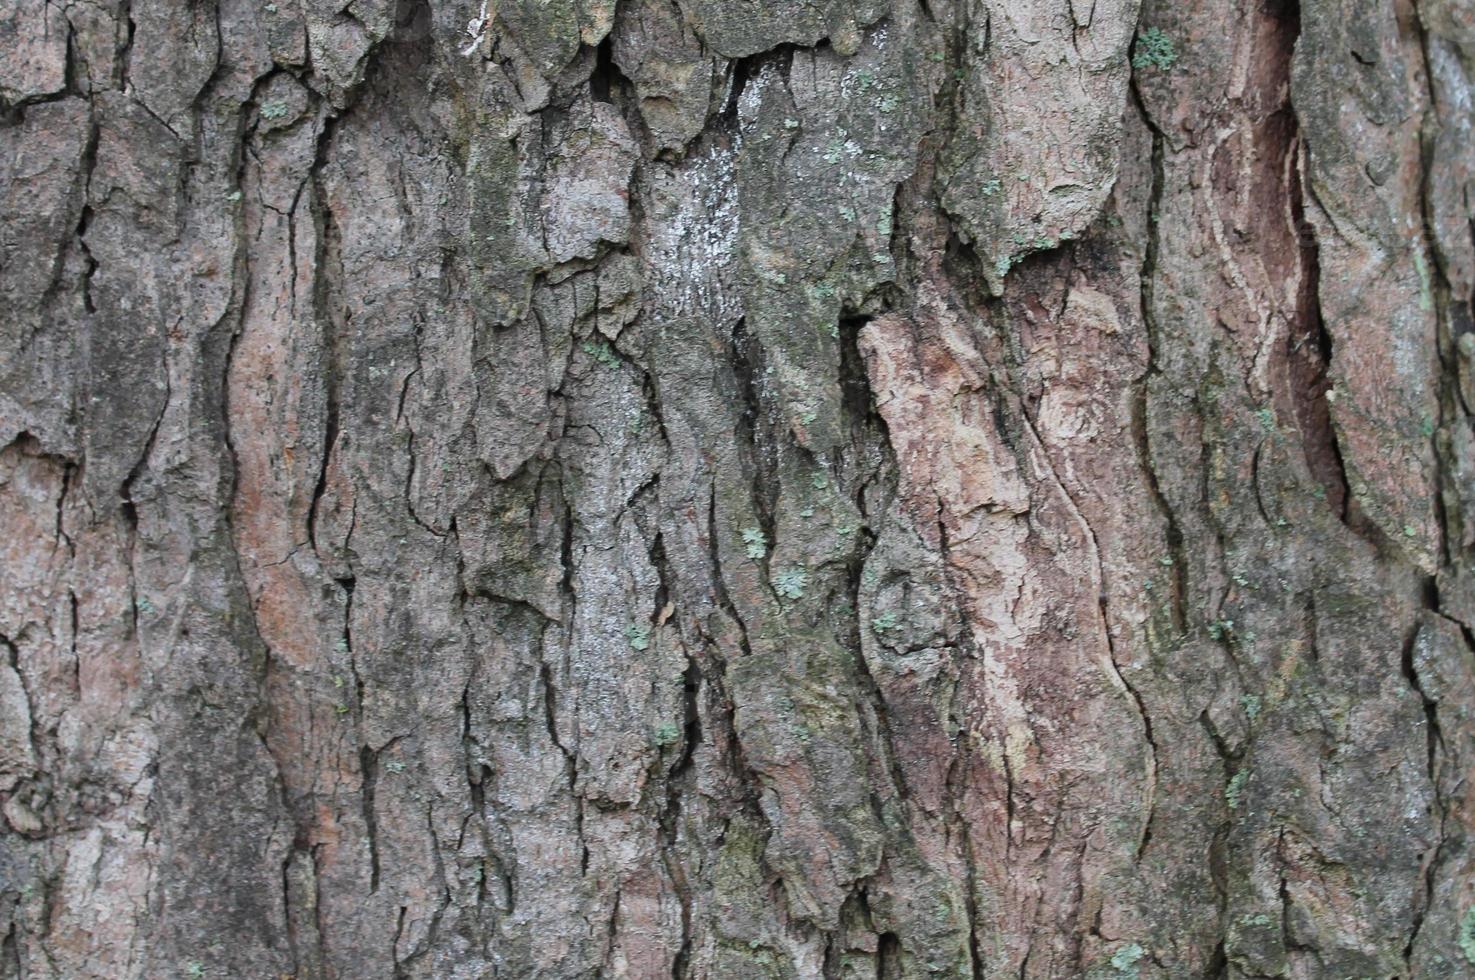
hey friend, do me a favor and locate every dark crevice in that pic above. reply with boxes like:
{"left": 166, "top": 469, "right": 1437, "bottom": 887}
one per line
{"left": 1199, "top": 702, "right": 1237, "bottom": 946}
{"left": 1276, "top": 844, "right": 1297, "bottom": 959}
{"left": 1285, "top": 131, "right": 1352, "bottom": 525}
{"left": 718, "top": 54, "right": 752, "bottom": 127}
{"left": 941, "top": 228, "right": 985, "bottom": 290}
{"left": 845, "top": 547, "right": 910, "bottom": 810}
{"left": 63, "top": 114, "right": 101, "bottom": 321}
{"left": 2, "top": 917, "right": 18, "bottom": 978}
{"left": 115, "top": 0, "right": 135, "bottom": 91}
{"left": 702, "top": 486, "right": 764, "bottom": 818}
{"left": 1204, "top": 939, "right": 1228, "bottom": 979}
{"left": 280, "top": 846, "right": 320, "bottom": 979}
{"left": 658, "top": 561, "right": 700, "bottom": 980}
{"left": 390, "top": 905, "right": 407, "bottom": 978}
{"left": 308, "top": 95, "right": 349, "bottom": 560}
{"left": 837, "top": 316, "right": 879, "bottom": 432}
{"left": 719, "top": 43, "right": 804, "bottom": 132}
{"left": 1400, "top": 589, "right": 1445, "bottom": 963}
{"left": 877, "top": 930, "right": 901, "bottom": 979}
{"left": 1127, "top": 86, "right": 1188, "bottom": 634}
{"left": 398, "top": 313, "right": 445, "bottom": 540}
{"left": 1198, "top": 709, "right": 1239, "bottom": 765}
{"left": 590, "top": 34, "right": 618, "bottom": 104}
{"left": 360, "top": 744, "right": 381, "bottom": 893}
{"left": 1119, "top": 597, "right": 1158, "bottom": 861}
{"left": 119, "top": 365, "right": 169, "bottom": 511}
{"left": 730, "top": 318, "right": 780, "bottom": 549}
{"left": 640, "top": 370, "right": 672, "bottom": 450}
{"left": 537, "top": 536, "right": 585, "bottom": 874}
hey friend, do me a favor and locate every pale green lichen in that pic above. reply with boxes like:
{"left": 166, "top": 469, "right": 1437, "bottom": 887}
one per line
{"left": 1132, "top": 28, "right": 1177, "bottom": 70}
{"left": 1226, "top": 770, "right": 1248, "bottom": 810}
{"left": 1110, "top": 942, "right": 1144, "bottom": 977}
{"left": 773, "top": 568, "right": 809, "bottom": 600}
{"left": 654, "top": 722, "right": 681, "bottom": 747}
{"left": 871, "top": 611, "right": 900, "bottom": 634}
{"left": 1460, "top": 905, "right": 1475, "bottom": 964}
{"left": 625, "top": 623, "right": 651, "bottom": 651}
{"left": 582, "top": 339, "right": 620, "bottom": 368}
{"left": 742, "top": 526, "right": 767, "bottom": 560}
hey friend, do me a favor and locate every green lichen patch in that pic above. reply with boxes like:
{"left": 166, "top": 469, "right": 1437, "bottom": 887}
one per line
{"left": 582, "top": 339, "right": 621, "bottom": 369}
{"left": 773, "top": 567, "right": 809, "bottom": 601}
{"left": 1226, "top": 770, "right": 1249, "bottom": 810}
{"left": 625, "top": 623, "right": 651, "bottom": 651}
{"left": 871, "top": 611, "right": 900, "bottom": 634}
{"left": 1132, "top": 28, "right": 1178, "bottom": 71}
{"left": 1110, "top": 942, "right": 1145, "bottom": 977}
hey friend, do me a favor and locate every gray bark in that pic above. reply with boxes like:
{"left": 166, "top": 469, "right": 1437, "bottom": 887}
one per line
{"left": 2, "top": 0, "right": 1475, "bottom": 976}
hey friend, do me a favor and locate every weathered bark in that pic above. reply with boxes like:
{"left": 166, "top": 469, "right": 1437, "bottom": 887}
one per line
{"left": 2, "top": 0, "right": 1474, "bottom": 975}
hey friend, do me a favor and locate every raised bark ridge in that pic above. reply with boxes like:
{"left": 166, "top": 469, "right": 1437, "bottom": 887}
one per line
{"left": 2, "top": 0, "right": 1474, "bottom": 977}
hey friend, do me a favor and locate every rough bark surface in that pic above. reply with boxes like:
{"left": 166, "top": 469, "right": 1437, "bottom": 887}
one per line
{"left": 2, "top": 0, "right": 1475, "bottom": 976}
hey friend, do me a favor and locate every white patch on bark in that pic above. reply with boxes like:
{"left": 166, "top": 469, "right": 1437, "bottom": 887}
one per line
{"left": 462, "top": 0, "right": 490, "bottom": 56}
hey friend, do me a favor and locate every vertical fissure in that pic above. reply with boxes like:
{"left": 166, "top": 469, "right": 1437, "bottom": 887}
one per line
{"left": 1285, "top": 132, "right": 1352, "bottom": 524}
{"left": 1128, "top": 87, "right": 1188, "bottom": 635}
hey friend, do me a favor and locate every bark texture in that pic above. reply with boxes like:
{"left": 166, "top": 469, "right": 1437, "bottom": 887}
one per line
{"left": 3, "top": 0, "right": 1475, "bottom": 976}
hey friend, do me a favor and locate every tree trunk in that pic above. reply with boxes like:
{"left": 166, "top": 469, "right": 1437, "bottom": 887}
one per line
{"left": 3, "top": 0, "right": 1474, "bottom": 976}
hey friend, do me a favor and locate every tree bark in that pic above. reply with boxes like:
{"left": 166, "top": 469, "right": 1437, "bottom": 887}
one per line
{"left": 3, "top": 0, "right": 1474, "bottom": 976}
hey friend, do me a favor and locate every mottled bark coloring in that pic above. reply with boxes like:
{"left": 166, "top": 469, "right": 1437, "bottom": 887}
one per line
{"left": 3, "top": 0, "right": 1474, "bottom": 977}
